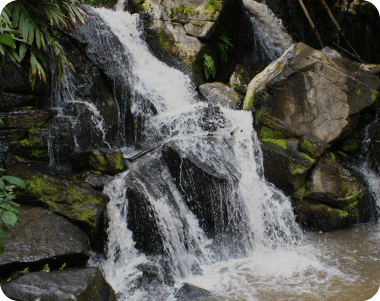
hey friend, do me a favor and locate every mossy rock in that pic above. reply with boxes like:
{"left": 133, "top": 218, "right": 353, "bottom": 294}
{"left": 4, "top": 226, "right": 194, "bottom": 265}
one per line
{"left": 8, "top": 163, "right": 110, "bottom": 234}
{"left": 71, "top": 149, "right": 128, "bottom": 176}
{"left": 229, "top": 64, "right": 250, "bottom": 94}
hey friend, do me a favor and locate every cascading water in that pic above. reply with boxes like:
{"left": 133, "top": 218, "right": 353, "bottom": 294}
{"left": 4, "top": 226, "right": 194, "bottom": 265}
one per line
{"left": 242, "top": 0, "right": 294, "bottom": 61}
{"left": 84, "top": 5, "right": 305, "bottom": 300}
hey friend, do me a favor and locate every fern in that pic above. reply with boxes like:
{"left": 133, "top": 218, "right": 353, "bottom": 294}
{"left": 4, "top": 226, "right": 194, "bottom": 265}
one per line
{"left": 218, "top": 34, "right": 232, "bottom": 63}
{"left": 203, "top": 53, "right": 216, "bottom": 79}
{"left": 0, "top": 1, "right": 86, "bottom": 89}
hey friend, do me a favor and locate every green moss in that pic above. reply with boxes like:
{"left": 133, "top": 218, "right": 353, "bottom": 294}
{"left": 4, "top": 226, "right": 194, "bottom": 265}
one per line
{"left": 341, "top": 137, "right": 358, "bottom": 152}
{"left": 301, "top": 152, "right": 316, "bottom": 163}
{"left": 338, "top": 210, "right": 349, "bottom": 218}
{"left": 109, "top": 153, "right": 124, "bottom": 170}
{"left": 190, "top": 22, "right": 206, "bottom": 27}
{"left": 97, "top": 151, "right": 106, "bottom": 165}
{"left": 23, "top": 106, "right": 34, "bottom": 110}
{"left": 260, "top": 126, "right": 287, "bottom": 149}
{"left": 204, "top": 0, "right": 222, "bottom": 19}
{"left": 371, "top": 91, "right": 379, "bottom": 102}
{"left": 294, "top": 187, "right": 307, "bottom": 199}
{"left": 289, "top": 162, "right": 307, "bottom": 174}
{"left": 169, "top": 5, "right": 200, "bottom": 17}
{"left": 299, "top": 139, "right": 317, "bottom": 157}
{"left": 337, "top": 151, "right": 347, "bottom": 157}
{"left": 25, "top": 95, "right": 36, "bottom": 101}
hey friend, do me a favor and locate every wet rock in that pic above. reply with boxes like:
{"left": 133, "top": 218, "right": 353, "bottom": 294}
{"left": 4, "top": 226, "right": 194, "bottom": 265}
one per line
{"left": 199, "top": 83, "right": 242, "bottom": 109}
{"left": 229, "top": 64, "right": 251, "bottom": 94}
{"left": 175, "top": 283, "right": 211, "bottom": 300}
{"left": 82, "top": 172, "right": 114, "bottom": 191}
{"left": 135, "top": 262, "right": 174, "bottom": 287}
{"left": 184, "top": 21, "right": 215, "bottom": 40}
{"left": 0, "top": 206, "right": 88, "bottom": 278}
{"left": 2, "top": 268, "right": 116, "bottom": 301}
{"left": 260, "top": 137, "right": 315, "bottom": 196}
{"left": 0, "top": 92, "right": 38, "bottom": 113}
{"left": 293, "top": 152, "right": 378, "bottom": 231}
{"left": 370, "top": 132, "right": 380, "bottom": 168}
{"left": 244, "top": 42, "right": 380, "bottom": 145}
{"left": 8, "top": 163, "right": 109, "bottom": 235}
{"left": 0, "top": 109, "right": 54, "bottom": 162}
{"left": 71, "top": 149, "right": 128, "bottom": 176}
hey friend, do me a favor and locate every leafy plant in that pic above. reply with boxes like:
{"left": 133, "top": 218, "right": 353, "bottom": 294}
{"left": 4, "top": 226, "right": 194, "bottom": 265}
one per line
{"left": 19, "top": 267, "right": 29, "bottom": 275}
{"left": 0, "top": 0, "right": 86, "bottom": 89}
{"left": 42, "top": 264, "right": 50, "bottom": 272}
{"left": 218, "top": 34, "right": 233, "bottom": 63}
{"left": 0, "top": 169, "right": 25, "bottom": 254}
{"left": 203, "top": 53, "right": 216, "bottom": 80}
{"left": 59, "top": 262, "right": 67, "bottom": 270}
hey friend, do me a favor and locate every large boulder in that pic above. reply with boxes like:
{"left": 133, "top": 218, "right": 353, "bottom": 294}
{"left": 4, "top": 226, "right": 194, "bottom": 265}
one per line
{"left": 2, "top": 268, "right": 116, "bottom": 301}
{"left": 0, "top": 206, "right": 88, "bottom": 278}
{"left": 8, "top": 163, "right": 109, "bottom": 235}
{"left": 244, "top": 42, "right": 380, "bottom": 147}
{"left": 175, "top": 283, "right": 211, "bottom": 300}
{"left": 199, "top": 83, "right": 242, "bottom": 109}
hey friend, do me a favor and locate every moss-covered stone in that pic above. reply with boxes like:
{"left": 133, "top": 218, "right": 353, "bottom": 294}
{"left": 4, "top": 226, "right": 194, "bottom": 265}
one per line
{"left": 8, "top": 163, "right": 109, "bottom": 234}
{"left": 340, "top": 136, "right": 359, "bottom": 152}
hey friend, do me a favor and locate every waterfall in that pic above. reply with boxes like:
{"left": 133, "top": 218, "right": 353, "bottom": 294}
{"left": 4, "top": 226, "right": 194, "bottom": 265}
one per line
{"left": 85, "top": 7, "right": 303, "bottom": 299}
{"left": 242, "top": 0, "right": 294, "bottom": 61}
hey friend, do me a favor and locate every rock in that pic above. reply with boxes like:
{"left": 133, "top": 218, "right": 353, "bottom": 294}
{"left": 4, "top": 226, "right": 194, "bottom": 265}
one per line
{"left": 175, "top": 283, "right": 211, "bottom": 300}
{"left": 0, "top": 206, "right": 88, "bottom": 278}
{"left": 0, "top": 92, "right": 38, "bottom": 113}
{"left": 260, "top": 136, "right": 315, "bottom": 196}
{"left": 292, "top": 152, "right": 378, "bottom": 231}
{"left": 184, "top": 21, "right": 215, "bottom": 40}
{"left": 199, "top": 83, "right": 242, "bottom": 109}
{"left": 370, "top": 132, "right": 380, "bottom": 168}
{"left": 0, "top": 109, "right": 54, "bottom": 162}
{"left": 71, "top": 149, "right": 128, "bottom": 176}
{"left": 135, "top": 262, "right": 174, "bottom": 287}
{"left": 8, "top": 163, "right": 109, "bottom": 234}
{"left": 2, "top": 268, "right": 116, "bottom": 301}
{"left": 82, "top": 172, "right": 114, "bottom": 191}
{"left": 229, "top": 64, "right": 251, "bottom": 94}
{"left": 244, "top": 42, "right": 380, "bottom": 146}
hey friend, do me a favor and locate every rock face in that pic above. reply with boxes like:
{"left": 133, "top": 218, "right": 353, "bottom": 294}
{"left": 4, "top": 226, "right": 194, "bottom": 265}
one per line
{"left": 229, "top": 64, "right": 251, "bottom": 94}
{"left": 8, "top": 163, "right": 109, "bottom": 234}
{"left": 199, "top": 83, "right": 242, "bottom": 109}
{"left": 244, "top": 43, "right": 380, "bottom": 231}
{"left": 0, "top": 206, "right": 88, "bottom": 278}
{"left": 244, "top": 42, "right": 380, "bottom": 146}
{"left": 175, "top": 283, "right": 211, "bottom": 300}
{"left": 2, "top": 268, "right": 116, "bottom": 301}
{"left": 71, "top": 149, "right": 128, "bottom": 176}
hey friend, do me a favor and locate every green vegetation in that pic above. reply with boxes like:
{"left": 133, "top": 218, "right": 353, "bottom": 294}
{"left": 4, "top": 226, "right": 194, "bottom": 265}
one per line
{"left": 0, "top": 169, "right": 25, "bottom": 254}
{"left": 301, "top": 152, "right": 316, "bottom": 163}
{"left": 19, "top": 267, "right": 29, "bottom": 275}
{"left": 260, "top": 126, "right": 287, "bottom": 149}
{"left": 299, "top": 138, "right": 317, "bottom": 158}
{"left": 218, "top": 34, "right": 233, "bottom": 63}
{"left": 341, "top": 137, "right": 358, "bottom": 152}
{"left": 203, "top": 53, "right": 216, "bottom": 79}
{"left": 169, "top": 5, "right": 200, "bottom": 18}
{"left": 204, "top": 0, "right": 222, "bottom": 19}
{"left": 337, "top": 151, "right": 348, "bottom": 157}
{"left": 0, "top": 1, "right": 86, "bottom": 88}
{"left": 190, "top": 22, "right": 206, "bottom": 27}
{"left": 42, "top": 264, "right": 50, "bottom": 272}
{"left": 59, "top": 262, "right": 68, "bottom": 270}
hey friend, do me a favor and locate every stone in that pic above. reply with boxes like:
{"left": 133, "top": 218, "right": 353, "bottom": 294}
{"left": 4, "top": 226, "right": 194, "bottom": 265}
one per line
{"left": 199, "top": 83, "right": 242, "bottom": 109}
{"left": 0, "top": 92, "right": 38, "bottom": 113}
{"left": 244, "top": 43, "right": 380, "bottom": 145}
{"left": 82, "top": 172, "right": 114, "bottom": 191}
{"left": 8, "top": 163, "right": 110, "bottom": 234}
{"left": 0, "top": 206, "right": 88, "bottom": 278}
{"left": 174, "top": 283, "right": 211, "bottom": 300}
{"left": 2, "top": 268, "right": 116, "bottom": 301}
{"left": 260, "top": 137, "right": 315, "bottom": 196}
{"left": 0, "top": 109, "right": 54, "bottom": 162}
{"left": 71, "top": 149, "right": 128, "bottom": 176}
{"left": 229, "top": 64, "right": 251, "bottom": 94}
{"left": 184, "top": 21, "right": 215, "bottom": 40}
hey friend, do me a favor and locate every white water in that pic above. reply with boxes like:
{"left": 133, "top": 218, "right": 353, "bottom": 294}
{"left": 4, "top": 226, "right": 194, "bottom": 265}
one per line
{"left": 242, "top": 0, "right": 294, "bottom": 61}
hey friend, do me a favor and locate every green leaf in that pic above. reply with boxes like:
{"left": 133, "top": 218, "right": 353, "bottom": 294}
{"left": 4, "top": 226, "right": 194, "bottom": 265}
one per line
{"left": 30, "top": 51, "right": 37, "bottom": 76}
{"left": 19, "top": 43, "right": 29, "bottom": 61}
{"left": 0, "top": 225, "right": 9, "bottom": 239}
{"left": 17, "top": 216, "right": 22, "bottom": 224}
{"left": 0, "top": 168, "right": 6, "bottom": 171}
{"left": 1, "top": 176, "right": 26, "bottom": 188}
{"left": 0, "top": 34, "right": 15, "bottom": 48}
{"left": 0, "top": 179, "right": 4, "bottom": 191}
{"left": 1, "top": 211, "right": 18, "bottom": 225}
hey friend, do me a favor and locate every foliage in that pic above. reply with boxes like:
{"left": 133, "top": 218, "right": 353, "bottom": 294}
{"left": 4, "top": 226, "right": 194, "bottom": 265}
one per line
{"left": 42, "top": 263, "right": 50, "bottom": 272}
{"left": 19, "top": 267, "right": 29, "bottom": 275}
{"left": 203, "top": 53, "right": 216, "bottom": 79}
{"left": 0, "top": 0, "right": 86, "bottom": 89}
{"left": 79, "top": 0, "right": 112, "bottom": 5}
{"left": 0, "top": 168, "right": 25, "bottom": 254}
{"left": 218, "top": 34, "right": 233, "bottom": 63}
{"left": 59, "top": 262, "right": 67, "bottom": 270}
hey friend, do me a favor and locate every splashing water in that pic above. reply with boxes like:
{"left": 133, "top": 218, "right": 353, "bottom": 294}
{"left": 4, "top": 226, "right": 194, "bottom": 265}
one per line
{"left": 242, "top": 0, "right": 294, "bottom": 61}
